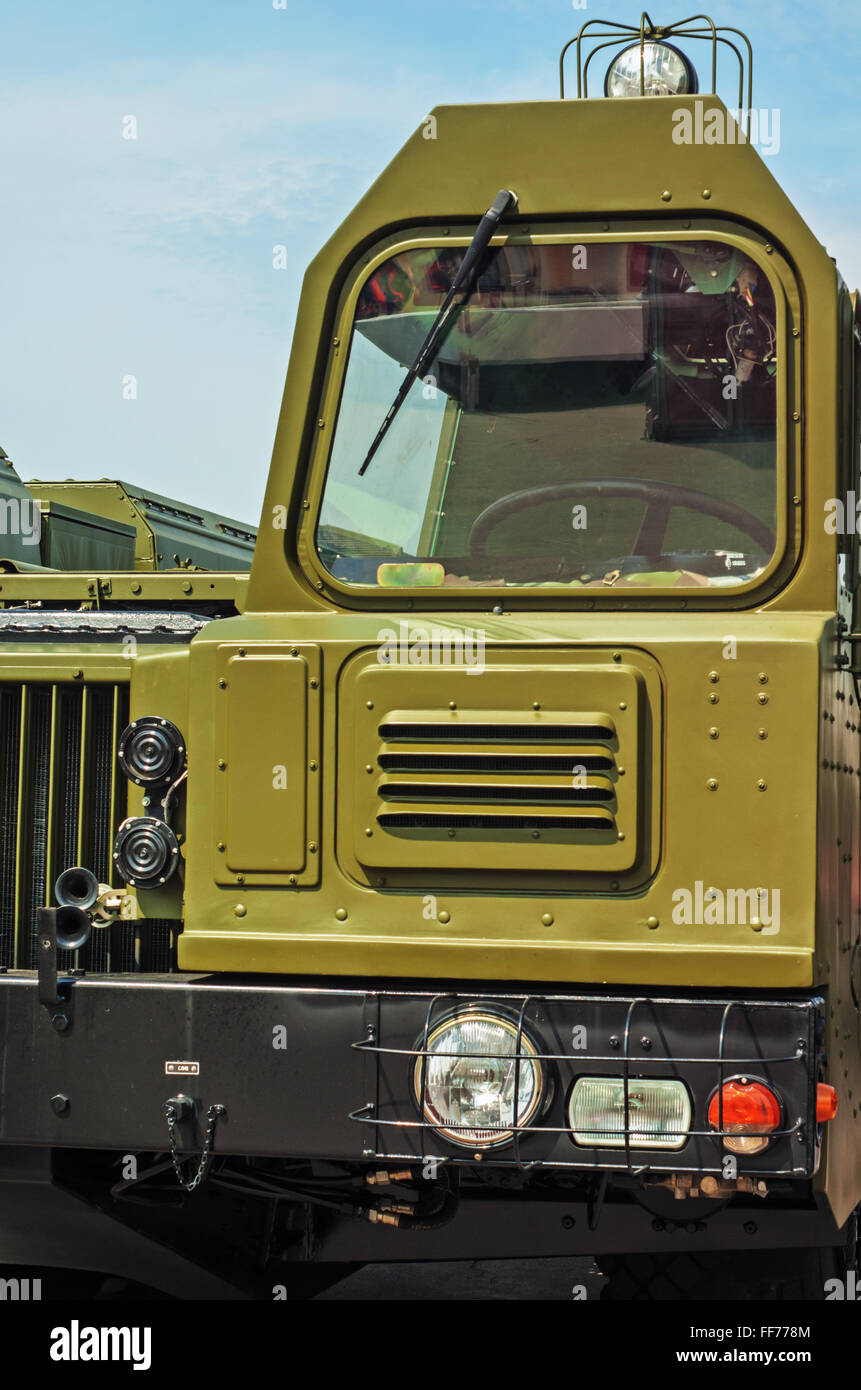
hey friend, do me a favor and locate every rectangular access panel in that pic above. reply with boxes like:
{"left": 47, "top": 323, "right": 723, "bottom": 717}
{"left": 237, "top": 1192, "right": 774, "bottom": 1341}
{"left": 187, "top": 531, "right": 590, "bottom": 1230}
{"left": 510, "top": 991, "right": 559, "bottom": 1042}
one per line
{"left": 213, "top": 648, "right": 316, "bottom": 879}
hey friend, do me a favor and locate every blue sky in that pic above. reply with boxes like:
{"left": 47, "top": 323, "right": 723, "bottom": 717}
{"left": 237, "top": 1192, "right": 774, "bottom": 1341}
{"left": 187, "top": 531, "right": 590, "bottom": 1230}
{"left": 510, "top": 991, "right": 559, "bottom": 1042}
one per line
{"left": 1, "top": 0, "right": 858, "bottom": 523}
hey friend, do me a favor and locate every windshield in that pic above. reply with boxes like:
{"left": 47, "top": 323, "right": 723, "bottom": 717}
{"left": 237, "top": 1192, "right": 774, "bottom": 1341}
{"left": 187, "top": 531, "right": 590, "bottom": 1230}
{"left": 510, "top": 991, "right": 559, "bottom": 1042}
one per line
{"left": 316, "top": 238, "right": 778, "bottom": 590}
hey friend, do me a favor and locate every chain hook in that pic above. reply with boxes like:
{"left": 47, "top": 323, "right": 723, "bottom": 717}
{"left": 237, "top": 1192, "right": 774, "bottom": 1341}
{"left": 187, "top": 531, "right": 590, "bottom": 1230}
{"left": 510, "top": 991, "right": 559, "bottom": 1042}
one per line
{"left": 163, "top": 1098, "right": 227, "bottom": 1192}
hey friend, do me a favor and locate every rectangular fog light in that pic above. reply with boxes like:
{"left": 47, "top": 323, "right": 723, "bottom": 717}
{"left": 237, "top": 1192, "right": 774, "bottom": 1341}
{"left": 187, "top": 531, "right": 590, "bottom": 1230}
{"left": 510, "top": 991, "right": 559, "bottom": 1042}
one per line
{"left": 569, "top": 1076, "right": 691, "bottom": 1150}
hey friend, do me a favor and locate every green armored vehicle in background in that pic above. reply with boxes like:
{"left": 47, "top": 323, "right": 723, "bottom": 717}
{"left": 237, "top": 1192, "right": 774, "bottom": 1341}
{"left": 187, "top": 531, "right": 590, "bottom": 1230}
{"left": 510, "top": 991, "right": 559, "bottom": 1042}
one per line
{"left": 0, "top": 14, "right": 858, "bottom": 1301}
{"left": 0, "top": 449, "right": 256, "bottom": 575}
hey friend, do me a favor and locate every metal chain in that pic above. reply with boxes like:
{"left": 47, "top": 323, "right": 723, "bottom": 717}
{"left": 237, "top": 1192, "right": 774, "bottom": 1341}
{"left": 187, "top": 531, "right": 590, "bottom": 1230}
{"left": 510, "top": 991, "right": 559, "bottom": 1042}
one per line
{"left": 164, "top": 1102, "right": 226, "bottom": 1192}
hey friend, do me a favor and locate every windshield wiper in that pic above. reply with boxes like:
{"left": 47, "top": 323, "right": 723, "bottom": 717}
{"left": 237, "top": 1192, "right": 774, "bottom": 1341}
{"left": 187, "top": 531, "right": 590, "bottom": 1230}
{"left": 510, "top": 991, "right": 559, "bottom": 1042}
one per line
{"left": 358, "top": 187, "right": 518, "bottom": 476}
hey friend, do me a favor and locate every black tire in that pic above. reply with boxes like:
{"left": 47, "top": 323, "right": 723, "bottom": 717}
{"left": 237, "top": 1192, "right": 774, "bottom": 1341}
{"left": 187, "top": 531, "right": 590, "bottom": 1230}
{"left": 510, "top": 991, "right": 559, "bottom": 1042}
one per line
{"left": 599, "top": 1215, "right": 858, "bottom": 1301}
{"left": 272, "top": 1262, "right": 365, "bottom": 1300}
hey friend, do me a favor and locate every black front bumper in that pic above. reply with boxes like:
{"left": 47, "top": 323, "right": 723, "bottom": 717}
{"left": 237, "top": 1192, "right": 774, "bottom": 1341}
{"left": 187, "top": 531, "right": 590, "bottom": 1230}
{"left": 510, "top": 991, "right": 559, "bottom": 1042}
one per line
{"left": 0, "top": 972, "right": 822, "bottom": 1179}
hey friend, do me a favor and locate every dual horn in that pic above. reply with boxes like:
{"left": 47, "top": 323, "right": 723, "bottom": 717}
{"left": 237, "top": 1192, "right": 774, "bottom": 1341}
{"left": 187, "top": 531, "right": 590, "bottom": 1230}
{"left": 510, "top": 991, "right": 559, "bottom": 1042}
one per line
{"left": 53, "top": 866, "right": 100, "bottom": 951}
{"left": 37, "top": 865, "right": 101, "bottom": 1007}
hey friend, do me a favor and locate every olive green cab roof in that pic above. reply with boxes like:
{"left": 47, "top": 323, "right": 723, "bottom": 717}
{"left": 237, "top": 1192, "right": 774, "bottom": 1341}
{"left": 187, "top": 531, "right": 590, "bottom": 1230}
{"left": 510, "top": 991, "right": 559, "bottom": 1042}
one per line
{"left": 250, "top": 93, "right": 837, "bottom": 612}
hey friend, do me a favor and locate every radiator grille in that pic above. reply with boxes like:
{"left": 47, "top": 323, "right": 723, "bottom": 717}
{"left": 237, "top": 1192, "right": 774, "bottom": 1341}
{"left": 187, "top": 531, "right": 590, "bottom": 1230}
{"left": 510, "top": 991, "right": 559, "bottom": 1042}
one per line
{"left": 375, "top": 716, "right": 619, "bottom": 838}
{"left": 343, "top": 654, "right": 652, "bottom": 884}
{"left": 0, "top": 680, "right": 154, "bottom": 970}
{"left": 378, "top": 720, "right": 614, "bottom": 743}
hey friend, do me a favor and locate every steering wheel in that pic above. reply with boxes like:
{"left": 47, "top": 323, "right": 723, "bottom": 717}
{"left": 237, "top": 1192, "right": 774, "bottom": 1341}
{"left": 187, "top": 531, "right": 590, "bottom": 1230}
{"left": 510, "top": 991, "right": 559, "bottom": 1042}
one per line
{"left": 467, "top": 478, "right": 775, "bottom": 564}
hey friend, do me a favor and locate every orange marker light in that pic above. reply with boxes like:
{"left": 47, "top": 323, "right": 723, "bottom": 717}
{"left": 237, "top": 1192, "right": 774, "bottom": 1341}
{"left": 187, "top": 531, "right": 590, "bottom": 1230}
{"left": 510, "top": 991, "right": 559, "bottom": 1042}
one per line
{"left": 816, "top": 1083, "right": 838, "bottom": 1122}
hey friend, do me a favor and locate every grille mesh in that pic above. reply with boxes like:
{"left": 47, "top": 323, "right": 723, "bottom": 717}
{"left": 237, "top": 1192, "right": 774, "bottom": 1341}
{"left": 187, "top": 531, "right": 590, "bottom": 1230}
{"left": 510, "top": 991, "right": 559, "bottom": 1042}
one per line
{"left": 0, "top": 686, "right": 22, "bottom": 964}
{"left": 375, "top": 716, "right": 620, "bottom": 840}
{"left": 0, "top": 680, "right": 183, "bottom": 972}
{"left": 0, "top": 679, "right": 173, "bottom": 971}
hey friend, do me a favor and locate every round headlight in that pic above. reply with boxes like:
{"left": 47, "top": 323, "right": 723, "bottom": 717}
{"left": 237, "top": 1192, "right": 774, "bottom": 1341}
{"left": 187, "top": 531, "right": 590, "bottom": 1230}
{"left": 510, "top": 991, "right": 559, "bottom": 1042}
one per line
{"left": 113, "top": 815, "right": 180, "bottom": 889}
{"left": 413, "top": 1009, "right": 544, "bottom": 1148}
{"left": 118, "top": 717, "right": 185, "bottom": 786}
{"left": 604, "top": 41, "right": 697, "bottom": 99}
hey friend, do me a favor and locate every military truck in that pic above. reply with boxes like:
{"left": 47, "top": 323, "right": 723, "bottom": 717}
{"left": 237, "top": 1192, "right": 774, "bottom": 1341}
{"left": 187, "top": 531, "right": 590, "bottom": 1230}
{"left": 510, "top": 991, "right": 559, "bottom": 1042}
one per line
{"left": 0, "top": 14, "right": 858, "bottom": 1301}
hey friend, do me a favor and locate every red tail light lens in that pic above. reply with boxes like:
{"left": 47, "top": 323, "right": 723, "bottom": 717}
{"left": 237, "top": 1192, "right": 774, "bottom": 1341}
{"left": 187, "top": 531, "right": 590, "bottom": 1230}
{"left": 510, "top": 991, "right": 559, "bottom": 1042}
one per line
{"left": 708, "top": 1079, "right": 781, "bottom": 1155}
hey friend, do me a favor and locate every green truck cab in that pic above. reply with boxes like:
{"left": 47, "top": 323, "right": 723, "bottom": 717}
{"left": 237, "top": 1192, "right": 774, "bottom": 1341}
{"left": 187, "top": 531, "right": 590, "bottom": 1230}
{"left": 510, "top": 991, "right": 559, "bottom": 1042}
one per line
{"left": 0, "top": 16, "right": 858, "bottom": 1300}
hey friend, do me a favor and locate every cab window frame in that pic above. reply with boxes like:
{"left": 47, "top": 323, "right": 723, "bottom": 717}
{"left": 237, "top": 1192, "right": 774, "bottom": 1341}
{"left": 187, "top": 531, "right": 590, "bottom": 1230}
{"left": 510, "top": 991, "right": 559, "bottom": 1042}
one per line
{"left": 297, "top": 220, "right": 798, "bottom": 609}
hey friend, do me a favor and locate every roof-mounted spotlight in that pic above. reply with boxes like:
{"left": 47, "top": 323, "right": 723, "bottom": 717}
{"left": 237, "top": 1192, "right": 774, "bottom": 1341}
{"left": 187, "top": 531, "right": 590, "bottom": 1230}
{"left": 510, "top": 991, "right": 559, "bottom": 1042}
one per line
{"left": 560, "top": 15, "right": 751, "bottom": 112}
{"left": 604, "top": 40, "right": 698, "bottom": 98}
